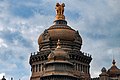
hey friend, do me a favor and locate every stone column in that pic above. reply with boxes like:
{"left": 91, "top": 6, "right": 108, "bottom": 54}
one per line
{"left": 41, "top": 64, "right": 43, "bottom": 71}
{"left": 39, "top": 64, "right": 41, "bottom": 71}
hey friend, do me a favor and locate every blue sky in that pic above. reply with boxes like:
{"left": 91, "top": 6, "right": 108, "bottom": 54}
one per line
{"left": 0, "top": 0, "right": 120, "bottom": 79}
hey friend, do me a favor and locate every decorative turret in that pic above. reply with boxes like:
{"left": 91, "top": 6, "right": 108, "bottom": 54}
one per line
{"left": 112, "top": 59, "right": 116, "bottom": 66}
{"left": 48, "top": 39, "right": 69, "bottom": 61}
{"left": 2, "top": 76, "right": 6, "bottom": 80}
{"left": 101, "top": 67, "right": 107, "bottom": 72}
{"left": 99, "top": 67, "right": 109, "bottom": 80}
{"left": 107, "top": 59, "right": 120, "bottom": 77}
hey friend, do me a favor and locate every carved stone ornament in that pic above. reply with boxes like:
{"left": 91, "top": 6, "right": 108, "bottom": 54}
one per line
{"left": 75, "top": 31, "right": 81, "bottom": 41}
{"left": 42, "top": 29, "right": 50, "bottom": 40}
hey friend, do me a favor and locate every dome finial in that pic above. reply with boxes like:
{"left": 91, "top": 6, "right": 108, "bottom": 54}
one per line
{"left": 101, "top": 67, "right": 106, "bottom": 72}
{"left": 112, "top": 59, "right": 116, "bottom": 66}
{"left": 112, "top": 54, "right": 116, "bottom": 66}
{"left": 55, "top": 3, "right": 65, "bottom": 20}
{"left": 57, "top": 39, "right": 61, "bottom": 48}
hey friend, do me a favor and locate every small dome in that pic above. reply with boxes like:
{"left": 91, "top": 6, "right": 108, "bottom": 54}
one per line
{"left": 101, "top": 67, "right": 107, "bottom": 72}
{"left": 99, "top": 67, "right": 108, "bottom": 76}
{"left": 107, "top": 59, "right": 120, "bottom": 75}
{"left": 2, "top": 76, "right": 6, "bottom": 80}
{"left": 107, "top": 66, "right": 120, "bottom": 75}
{"left": 48, "top": 39, "right": 69, "bottom": 61}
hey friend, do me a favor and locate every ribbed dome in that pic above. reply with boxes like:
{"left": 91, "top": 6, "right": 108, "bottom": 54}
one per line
{"left": 38, "top": 20, "right": 82, "bottom": 45}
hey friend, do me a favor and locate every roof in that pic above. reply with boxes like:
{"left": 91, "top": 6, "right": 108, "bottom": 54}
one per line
{"left": 107, "top": 59, "right": 120, "bottom": 76}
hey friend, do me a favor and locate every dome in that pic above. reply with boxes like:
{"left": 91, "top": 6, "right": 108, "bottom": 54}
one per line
{"left": 48, "top": 39, "right": 69, "bottom": 61}
{"left": 99, "top": 67, "right": 108, "bottom": 76}
{"left": 101, "top": 67, "right": 107, "bottom": 72}
{"left": 38, "top": 20, "right": 82, "bottom": 45}
{"left": 107, "top": 66, "right": 120, "bottom": 75}
{"left": 38, "top": 3, "right": 82, "bottom": 51}
{"left": 107, "top": 59, "right": 120, "bottom": 75}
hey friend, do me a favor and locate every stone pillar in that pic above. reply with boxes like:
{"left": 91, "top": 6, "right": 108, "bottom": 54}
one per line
{"left": 85, "top": 66, "right": 87, "bottom": 73}
{"left": 33, "top": 65, "right": 35, "bottom": 72}
{"left": 88, "top": 66, "right": 90, "bottom": 74}
{"left": 76, "top": 63, "right": 77, "bottom": 70}
{"left": 81, "top": 64, "right": 83, "bottom": 72}
{"left": 77, "top": 63, "right": 78, "bottom": 71}
{"left": 78, "top": 64, "right": 80, "bottom": 71}
{"left": 83, "top": 65, "right": 85, "bottom": 72}
{"left": 86, "top": 66, "right": 88, "bottom": 73}
{"left": 39, "top": 64, "right": 41, "bottom": 71}
{"left": 36, "top": 64, "right": 38, "bottom": 72}
{"left": 41, "top": 63, "right": 43, "bottom": 71}
{"left": 80, "top": 64, "right": 82, "bottom": 71}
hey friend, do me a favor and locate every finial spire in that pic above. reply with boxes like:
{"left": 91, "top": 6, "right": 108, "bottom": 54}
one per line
{"left": 55, "top": 3, "right": 65, "bottom": 20}
{"left": 112, "top": 53, "right": 116, "bottom": 66}
{"left": 57, "top": 39, "right": 61, "bottom": 48}
{"left": 112, "top": 59, "right": 116, "bottom": 66}
{"left": 11, "top": 77, "right": 13, "bottom": 80}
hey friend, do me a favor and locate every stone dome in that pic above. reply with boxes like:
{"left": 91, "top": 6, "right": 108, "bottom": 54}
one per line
{"left": 101, "top": 67, "right": 107, "bottom": 72}
{"left": 48, "top": 39, "right": 69, "bottom": 61}
{"left": 99, "top": 67, "right": 108, "bottom": 77}
{"left": 107, "top": 59, "right": 120, "bottom": 75}
{"left": 37, "top": 4, "right": 82, "bottom": 51}
{"left": 38, "top": 20, "right": 82, "bottom": 45}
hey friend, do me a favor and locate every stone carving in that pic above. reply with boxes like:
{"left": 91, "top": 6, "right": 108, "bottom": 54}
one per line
{"left": 42, "top": 29, "right": 50, "bottom": 40}
{"left": 75, "top": 31, "right": 81, "bottom": 41}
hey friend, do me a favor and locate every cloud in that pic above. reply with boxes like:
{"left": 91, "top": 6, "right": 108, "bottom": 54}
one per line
{"left": 10, "top": 5, "right": 34, "bottom": 18}
{"left": 0, "top": 38, "right": 8, "bottom": 48}
{"left": 0, "top": 0, "right": 120, "bottom": 79}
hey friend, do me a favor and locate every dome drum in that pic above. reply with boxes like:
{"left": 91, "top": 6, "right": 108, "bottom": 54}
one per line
{"left": 53, "top": 20, "right": 67, "bottom": 25}
{"left": 38, "top": 28, "right": 82, "bottom": 44}
{"left": 40, "top": 75, "right": 80, "bottom": 80}
{"left": 39, "top": 40, "right": 82, "bottom": 51}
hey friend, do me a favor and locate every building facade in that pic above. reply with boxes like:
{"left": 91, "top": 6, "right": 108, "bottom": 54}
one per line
{"left": 29, "top": 3, "right": 92, "bottom": 80}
